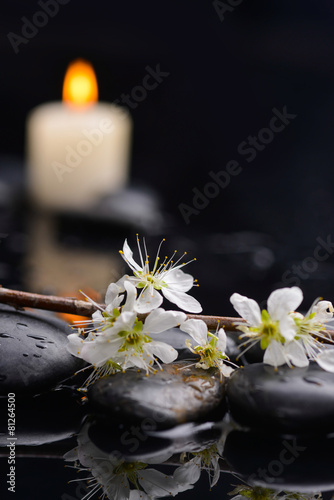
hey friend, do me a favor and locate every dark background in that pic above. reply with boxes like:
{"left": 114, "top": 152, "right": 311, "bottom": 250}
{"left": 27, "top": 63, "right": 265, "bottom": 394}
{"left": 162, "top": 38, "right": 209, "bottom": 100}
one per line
{"left": 1, "top": 1, "right": 334, "bottom": 499}
{"left": 1, "top": 1, "right": 334, "bottom": 309}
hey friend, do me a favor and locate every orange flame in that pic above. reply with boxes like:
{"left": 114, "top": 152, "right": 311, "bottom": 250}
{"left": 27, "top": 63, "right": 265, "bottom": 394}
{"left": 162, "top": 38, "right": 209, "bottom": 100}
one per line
{"left": 62, "top": 59, "right": 98, "bottom": 107}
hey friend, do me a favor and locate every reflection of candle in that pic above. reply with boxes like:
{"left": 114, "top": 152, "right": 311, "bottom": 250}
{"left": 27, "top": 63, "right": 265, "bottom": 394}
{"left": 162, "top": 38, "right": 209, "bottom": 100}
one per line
{"left": 27, "top": 59, "right": 132, "bottom": 210}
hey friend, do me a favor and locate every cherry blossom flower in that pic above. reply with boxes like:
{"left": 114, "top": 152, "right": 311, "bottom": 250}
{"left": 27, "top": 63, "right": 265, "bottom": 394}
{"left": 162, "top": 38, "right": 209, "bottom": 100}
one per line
{"left": 117, "top": 236, "right": 202, "bottom": 314}
{"left": 67, "top": 282, "right": 186, "bottom": 385}
{"left": 230, "top": 287, "right": 334, "bottom": 371}
{"left": 180, "top": 319, "right": 235, "bottom": 380}
{"left": 64, "top": 423, "right": 184, "bottom": 500}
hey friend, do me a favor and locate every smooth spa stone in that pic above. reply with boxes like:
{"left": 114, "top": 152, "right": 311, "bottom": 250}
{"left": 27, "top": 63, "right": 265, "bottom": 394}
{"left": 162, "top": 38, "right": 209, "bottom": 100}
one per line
{"left": 226, "top": 362, "right": 334, "bottom": 434}
{"left": 0, "top": 307, "right": 85, "bottom": 396}
{"left": 88, "top": 361, "right": 227, "bottom": 429}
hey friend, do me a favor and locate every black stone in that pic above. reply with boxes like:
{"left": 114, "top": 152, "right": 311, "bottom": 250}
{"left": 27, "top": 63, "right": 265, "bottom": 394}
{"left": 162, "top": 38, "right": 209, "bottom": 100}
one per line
{"left": 226, "top": 362, "right": 334, "bottom": 434}
{"left": 224, "top": 430, "right": 334, "bottom": 492}
{"left": 88, "top": 361, "right": 227, "bottom": 429}
{"left": 0, "top": 307, "right": 85, "bottom": 396}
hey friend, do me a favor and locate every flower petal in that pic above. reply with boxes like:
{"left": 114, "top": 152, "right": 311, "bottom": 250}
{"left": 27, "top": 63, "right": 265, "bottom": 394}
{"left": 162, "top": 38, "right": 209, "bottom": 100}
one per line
{"left": 143, "top": 308, "right": 187, "bottom": 333}
{"left": 162, "top": 288, "right": 202, "bottom": 313}
{"left": 180, "top": 319, "right": 207, "bottom": 346}
{"left": 163, "top": 268, "right": 194, "bottom": 292}
{"left": 174, "top": 461, "right": 201, "bottom": 486}
{"left": 230, "top": 293, "right": 261, "bottom": 327}
{"left": 217, "top": 328, "right": 227, "bottom": 353}
{"left": 121, "top": 239, "right": 143, "bottom": 272}
{"left": 123, "top": 280, "right": 137, "bottom": 312}
{"left": 145, "top": 341, "right": 178, "bottom": 364}
{"left": 267, "top": 287, "right": 303, "bottom": 321}
{"left": 105, "top": 281, "right": 123, "bottom": 306}
{"left": 284, "top": 340, "right": 309, "bottom": 367}
{"left": 263, "top": 340, "right": 287, "bottom": 367}
{"left": 312, "top": 300, "right": 334, "bottom": 323}
{"left": 136, "top": 286, "right": 163, "bottom": 313}
{"left": 279, "top": 314, "right": 298, "bottom": 342}
{"left": 316, "top": 349, "right": 334, "bottom": 372}
{"left": 139, "top": 468, "right": 181, "bottom": 497}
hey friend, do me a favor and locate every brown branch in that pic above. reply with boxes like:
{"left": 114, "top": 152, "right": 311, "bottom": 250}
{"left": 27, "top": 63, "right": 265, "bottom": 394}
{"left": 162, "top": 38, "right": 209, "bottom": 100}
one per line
{"left": 0, "top": 287, "right": 333, "bottom": 339}
{"left": 0, "top": 286, "right": 244, "bottom": 331}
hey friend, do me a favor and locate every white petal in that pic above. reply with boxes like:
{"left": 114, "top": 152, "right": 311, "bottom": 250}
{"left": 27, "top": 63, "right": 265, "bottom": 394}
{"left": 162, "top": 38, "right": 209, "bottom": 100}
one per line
{"left": 217, "top": 328, "right": 227, "bottom": 353}
{"left": 122, "top": 280, "right": 137, "bottom": 312}
{"left": 143, "top": 308, "right": 187, "bottom": 333}
{"left": 105, "top": 281, "right": 123, "bottom": 306}
{"left": 312, "top": 300, "right": 334, "bottom": 323}
{"left": 316, "top": 349, "right": 334, "bottom": 372}
{"left": 218, "top": 362, "right": 234, "bottom": 378}
{"left": 66, "top": 334, "right": 84, "bottom": 357}
{"left": 284, "top": 340, "right": 309, "bottom": 367}
{"left": 139, "top": 468, "right": 180, "bottom": 497}
{"left": 162, "top": 288, "right": 202, "bottom": 313}
{"left": 122, "top": 239, "right": 143, "bottom": 272}
{"left": 136, "top": 286, "right": 163, "bottom": 313}
{"left": 230, "top": 293, "right": 261, "bottom": 327}
{"left": 163, "top": 268, "right": 194, "bottom": 292}
{"left": 267, "top": 287, "right": 303, "bottom": 321}
{"left": 129, "top": 491, "right": 150, "bottom": 500}
{"left": 174, "top": 461, "right": 201, "bottom": 486}
{"left": 263, "top": 340, "right": 287, "bottom": 367}
{"left": 145, "top": 341, "right": 178, "bottom": 364}
{"left": 81, "top": 340, "right": 121, "bottom": 366}
{"left": 180, "top": 319, "right": 207, "bottom": 346}
{"left": 279, "top": 314, "right": 298, "bottom": 342}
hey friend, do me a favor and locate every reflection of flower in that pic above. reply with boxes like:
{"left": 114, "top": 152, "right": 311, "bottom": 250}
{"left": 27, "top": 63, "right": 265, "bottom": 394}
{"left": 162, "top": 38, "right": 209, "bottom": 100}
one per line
{"left": 67, "top": 281, "right": 186, "bottom": 384}
{"left": 64, "top": 423, "right": 192, "bottom": 500}
{"left": 174, "top": 438, "right": 225, "bottom": 490}
{"left": 118, "top": 237, "right": 202, "bottom": 313}
{"left": 180, "top": 319, "right": 234, "bottom": 380}
{"left": 229, "top": 484, "right": 322, "bottom": 500}
{"left": 230, "top": 287, "right": 334, "bottom": 371}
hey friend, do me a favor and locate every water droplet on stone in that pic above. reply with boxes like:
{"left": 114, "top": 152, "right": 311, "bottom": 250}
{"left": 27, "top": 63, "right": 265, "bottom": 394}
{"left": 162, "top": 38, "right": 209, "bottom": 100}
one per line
{"left": 17, "top": 323, "right": 28, "bottom": 329}
{"left": 22, "top": 353, "right": 29, "bottom": 357}
{"left": 27, "top": 334, "right": 46, "bottom": 341}
{"left": 303, "top": 376, "right": 322, "bottom": 386}
{"left": 36, "top": 344, "right": 47, "bottom": 349}
{"left": 33, "top": 354, "right": 41, "bottom": 358}
{"left": 0, "top": 333, "right": 13, "bottom": 338}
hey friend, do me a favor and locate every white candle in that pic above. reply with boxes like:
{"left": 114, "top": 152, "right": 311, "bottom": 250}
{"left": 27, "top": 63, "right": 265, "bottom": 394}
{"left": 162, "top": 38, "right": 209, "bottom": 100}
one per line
{"left": 26, "top": 59, "right": 132, "bottom": 210}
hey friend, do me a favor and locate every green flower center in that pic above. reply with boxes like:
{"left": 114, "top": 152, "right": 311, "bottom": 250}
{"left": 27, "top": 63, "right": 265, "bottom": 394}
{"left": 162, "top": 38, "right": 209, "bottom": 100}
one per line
{"left": 113, "top": 461, "right": 147, "bottom": 488}
{"left": 117, "top": 319, "right": 151, "bottom": 353}
{"left": 249, "top": 309, "right": 285, "bottom": 349}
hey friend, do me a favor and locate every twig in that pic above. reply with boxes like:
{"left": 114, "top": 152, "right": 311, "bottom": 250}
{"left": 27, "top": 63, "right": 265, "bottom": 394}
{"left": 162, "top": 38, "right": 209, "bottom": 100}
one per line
{"left": 0, "top": 286, "right": 244, "bottom": 331}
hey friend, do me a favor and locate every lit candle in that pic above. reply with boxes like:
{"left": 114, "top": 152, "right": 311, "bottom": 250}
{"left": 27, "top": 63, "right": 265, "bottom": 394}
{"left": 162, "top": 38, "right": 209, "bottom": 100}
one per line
{"left": 26, "top": 59, "right": 132, "bottom": 210}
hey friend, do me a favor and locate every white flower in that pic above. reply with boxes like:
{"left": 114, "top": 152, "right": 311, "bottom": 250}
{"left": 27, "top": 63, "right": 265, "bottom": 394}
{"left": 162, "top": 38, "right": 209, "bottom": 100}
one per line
{"left": 67, "top": 282, "right": 186, "bottom": 384}
{"left": 180, "top": 319, "right": 234, "bottom": 380}
{"left": 117, "top": 236, "right": 202, "bottom": 314}
{"left": 288, "top": 299, "right": 334, "bottom": 371}
{"left": 174, "top": 440, "right": 225, "bottom": 490}
{"left": 64, "top": 423, "right": 182, "bottom": 500}
{"left": 230, "top": 287, "right": 334, "bottom": 371}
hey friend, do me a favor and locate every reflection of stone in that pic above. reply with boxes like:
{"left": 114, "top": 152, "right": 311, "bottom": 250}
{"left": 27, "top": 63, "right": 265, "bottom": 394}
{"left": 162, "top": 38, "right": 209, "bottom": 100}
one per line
{"left": 226, "top": 362, "right": 334, "bottom": 433}
{"left": 0, "top": 306, "right": 85, "bottom": 395}
{"left": 88, "top": 361, "right": 227, "bottom": 429}
{"left": 24, "top": 211, "right": 120, "bottom": 295}
{"left": 224, "top": 429, "right": 334, "bottom": 491}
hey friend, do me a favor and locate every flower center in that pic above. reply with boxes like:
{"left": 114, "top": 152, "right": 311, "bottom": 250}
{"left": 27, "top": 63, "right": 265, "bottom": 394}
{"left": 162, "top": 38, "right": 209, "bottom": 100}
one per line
{"left": 249, "top": 310, "right": 284, "bottom": 349}
{"left": 113, "top": 461, "right": 147, "bottom": 488}
{"left": 117, "top": 319, "right": 151, "bottom": 353}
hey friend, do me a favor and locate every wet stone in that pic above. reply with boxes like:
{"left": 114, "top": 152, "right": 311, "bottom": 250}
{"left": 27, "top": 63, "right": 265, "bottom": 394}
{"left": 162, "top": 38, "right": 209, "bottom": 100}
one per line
{"left": 0, "top": 308, "right": 85, "bottom": 396}
{"left": 226, "top": 362, "right": 334, "bottom": 434}
{"left": 88, "top": 361, "right": 227, "bottom": 429}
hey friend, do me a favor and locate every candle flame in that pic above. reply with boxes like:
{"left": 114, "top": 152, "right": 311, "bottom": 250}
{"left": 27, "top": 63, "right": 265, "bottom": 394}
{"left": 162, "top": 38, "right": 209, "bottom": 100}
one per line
{"left": 62, "top": 59, "right": 98, "bottom": 107}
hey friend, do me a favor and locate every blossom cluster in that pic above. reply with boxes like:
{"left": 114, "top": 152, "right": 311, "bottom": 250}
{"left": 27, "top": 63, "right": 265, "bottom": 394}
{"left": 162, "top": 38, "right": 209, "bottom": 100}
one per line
{"left": 67, "top": 236, "right": 334, "bottom": 388}
{"left": 230, "top": 287, "right": 334, "bottom": 371}
{"left": 67, "top": 237, "right": 233, "bottom": 385}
